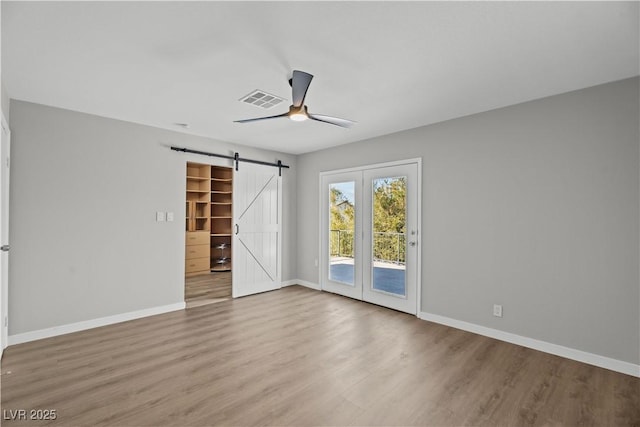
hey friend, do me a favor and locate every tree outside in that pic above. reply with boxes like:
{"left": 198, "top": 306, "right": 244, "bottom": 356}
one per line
{"left": 372, "top": 177, "right": 406, "bottom": 264}
{"left": 329, "top": 177, "right": 406, "bottom": 264}
{"left": 330, "top": 186, "right": 354, "bottom": 258}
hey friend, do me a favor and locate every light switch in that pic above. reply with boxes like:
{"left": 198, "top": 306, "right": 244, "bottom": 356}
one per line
{"left": 166, "top": 212, "right": 174, "bottom": 222}
{"left": 156, "top": 211, "right": 166, "bottom": 222}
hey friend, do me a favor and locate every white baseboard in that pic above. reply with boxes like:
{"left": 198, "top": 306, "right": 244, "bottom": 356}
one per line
{"left": 282, "top": 279, "right": 321, "bottom": 290}
{"left": 8, "top": 302, "right": 186, "bottom": 346}
{"left": 419, "top": 311, "right": 639, "bottom": 378}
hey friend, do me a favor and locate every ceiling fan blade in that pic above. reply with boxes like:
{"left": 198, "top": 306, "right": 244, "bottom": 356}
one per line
{"left": 234, "top": 112, "right": 288, "bottom": 123}
{"left": 309, "top": 113, "right": 356, "bottom": 128}
{"left": 291, "top": 70, "right": 313, "bottom": 107}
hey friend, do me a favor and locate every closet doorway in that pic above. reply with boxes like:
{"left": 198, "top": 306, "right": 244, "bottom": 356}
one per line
{"left": 184, "top": 162, "right": 233, "bottom": 308}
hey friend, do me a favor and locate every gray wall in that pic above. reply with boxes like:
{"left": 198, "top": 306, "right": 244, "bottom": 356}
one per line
{"left": 1, "top": 0, "right": 6, "bottom": 122}
{"left": 8, "top": 100, "right": 296, "bottom": 335}
{"left": 297, "top": 77, "right": 639, "bottom": 364}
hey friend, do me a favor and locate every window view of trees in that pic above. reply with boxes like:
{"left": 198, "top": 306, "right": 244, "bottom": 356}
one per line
{"left": 330, "top": 186, "right": 354, "bottom": 258}
{"left": 329, "top": 177, "right": 407, "bottom": 264}
{"left": 373, "top": 177, "right": 406, "bottom": 264}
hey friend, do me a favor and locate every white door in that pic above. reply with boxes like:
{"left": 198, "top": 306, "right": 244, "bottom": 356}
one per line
{"left": 362, "top": 164, "right": 418, "bottom": 314}
{"left": 232, "top": 163, "right": 282, "bottom": 297}
{"left": 0, "top": 114, "right": 10, "bottom": 348}
{"left": 321, "top": 161, "right": 420, "bottom": 315}
{"left": 320, "top": 171, "right": 362, "bottom": 300}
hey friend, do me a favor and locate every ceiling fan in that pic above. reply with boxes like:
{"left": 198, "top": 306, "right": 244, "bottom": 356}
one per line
{"left": 234, "top": 70, "right": 355, "bottom": 128}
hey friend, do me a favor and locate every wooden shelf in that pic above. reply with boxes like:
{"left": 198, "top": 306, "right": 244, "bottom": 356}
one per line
{"left": 186, "top": 164, "right": 211, "bottom": 179}
{"left": 186, "top": 162, "right": 212, "bottom": 277}
{"left": 211, "top": 166, "right": 232, "bottom": 180}
{"left": 210, "top": 165, "right": 233, "bottom": 273}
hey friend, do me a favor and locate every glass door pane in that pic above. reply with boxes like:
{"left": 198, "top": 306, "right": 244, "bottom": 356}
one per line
{"left": 371, "top": 176, "right": 407, "bottom": 296}
{"left": 329, "top": 182, "right": 355, "bottom": 286}
{"left": 321, "top": 171, "right": 362, "bottom": 301}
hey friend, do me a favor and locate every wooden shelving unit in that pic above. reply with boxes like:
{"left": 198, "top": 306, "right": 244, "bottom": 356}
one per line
{"left": 210, "top": 166, "right": 233, "bottom": 272}
{"left": 184, "top": 163, "right": 233, "bottom": 275}
{"left": 185, "top": 163, "right": 211, "bottom": 276}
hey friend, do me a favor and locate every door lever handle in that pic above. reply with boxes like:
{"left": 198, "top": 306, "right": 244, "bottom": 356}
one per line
{"left": 235, "top": 224, "right": 239, "bottom": 235}
{"left": 0, "top": 245, "right": 9, "bottom": 252}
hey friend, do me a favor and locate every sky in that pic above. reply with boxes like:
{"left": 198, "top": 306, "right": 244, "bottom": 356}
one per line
{"left": 331, "top": 182, "right": 355, "bottom": 204}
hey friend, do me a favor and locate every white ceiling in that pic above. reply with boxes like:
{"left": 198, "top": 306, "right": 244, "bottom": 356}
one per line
{"left": 2, "top": 1, "right": 638, "bottom": 155}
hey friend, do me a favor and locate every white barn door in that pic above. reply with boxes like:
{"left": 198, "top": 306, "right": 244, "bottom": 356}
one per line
{"left": 232, "top": 163, "right": 282, "bottom": 298}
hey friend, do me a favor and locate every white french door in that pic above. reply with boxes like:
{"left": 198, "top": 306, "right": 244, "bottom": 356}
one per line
{"left": 321, "top": 171, "right": 363, "bottom": 300}
{"left": 321, "top": 160, "right": 420, "bottom": 315}
{"left": 232, "top": 162, "right": 282, "bottom": 298}
{"left": 0, "top": 113, "right": 10, "bottom": 349}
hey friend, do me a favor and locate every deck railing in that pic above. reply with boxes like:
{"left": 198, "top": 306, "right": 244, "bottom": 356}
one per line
{"left": 330, "top": 229, "right": 406, "bottom": 265}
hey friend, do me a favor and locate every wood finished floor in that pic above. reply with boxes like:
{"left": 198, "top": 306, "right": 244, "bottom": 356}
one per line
{"left": 185, "top": 272, "right": 231, "bottom": 308}
{"left": 1, "top": 285, "right": 638, "bottom": 426}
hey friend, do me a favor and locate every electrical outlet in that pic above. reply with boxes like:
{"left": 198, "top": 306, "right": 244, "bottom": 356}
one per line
{"left": 156, "top": 211, "right": 166, "bottom": 222}
{"left": 314, "top": 259, "right": 318, "bottom": 267}
{"left": 493, "top": 304, "right": 503, "bottom": 318}
{"left": 166, "top": 212, "right": 174, "bottom": 222}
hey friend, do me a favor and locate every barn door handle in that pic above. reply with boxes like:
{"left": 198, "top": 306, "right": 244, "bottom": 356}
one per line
{"left": 235, "top": 224, "right": 239, "bottom": 235}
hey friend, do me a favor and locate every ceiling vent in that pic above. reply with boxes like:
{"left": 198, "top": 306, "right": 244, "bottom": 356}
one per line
{"left": 239, "top": 90, "right": 285, "bottom": 109}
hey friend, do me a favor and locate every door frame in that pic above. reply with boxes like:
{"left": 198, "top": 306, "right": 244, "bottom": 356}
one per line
{"left": 1, "top": 111, "right": 10, "bottom": 352}
{"left": 181, "top": 156, "right": 233, "bottom": 304}
{"left": 319, "top": 158, "right": 422, "bottom": 315}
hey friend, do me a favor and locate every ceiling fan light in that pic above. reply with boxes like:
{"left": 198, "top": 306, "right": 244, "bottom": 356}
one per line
{"left": 289, "top": 112, "right": 308, "bottom": 122}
